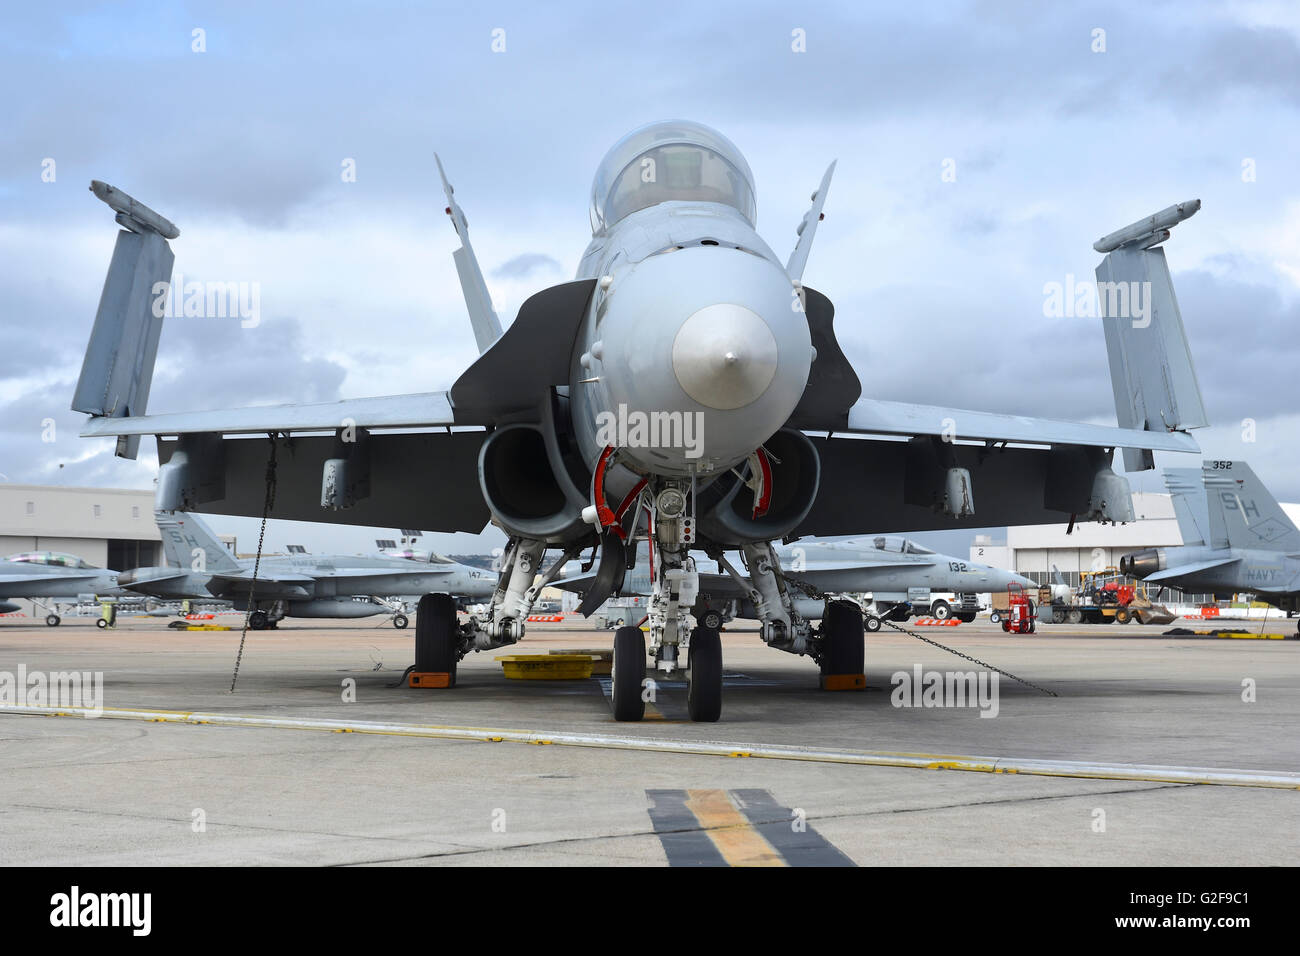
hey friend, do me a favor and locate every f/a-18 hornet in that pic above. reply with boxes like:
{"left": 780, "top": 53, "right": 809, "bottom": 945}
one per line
{"left": 72, "top": 121, "right": 1206, "bottom": 720}
{"left": 1122, "top": 461, "right": 1300, "bottom": 633}
{"left": 118, "top": 510, "right": 495, "bottom": 629}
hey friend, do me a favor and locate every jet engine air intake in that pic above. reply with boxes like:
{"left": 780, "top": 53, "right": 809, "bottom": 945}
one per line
{"left": 479, "top": 424, "right": 589, "bottom": 542}
{"left": 699, "top": 428, "right": 820, "bottom": 542}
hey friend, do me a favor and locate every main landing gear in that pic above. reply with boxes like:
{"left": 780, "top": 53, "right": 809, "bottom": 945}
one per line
{"left": 415, "top": 593, "right": 459, "bottom": 687}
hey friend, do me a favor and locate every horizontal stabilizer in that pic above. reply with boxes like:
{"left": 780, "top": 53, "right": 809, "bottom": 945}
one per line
{"left": 1095, "top": 200, "right": 1207, "bottom": 471}
{"left": 1146, "top": 556, "right": 1240, "bottom": 582}
{"left": 73, "top": 182, "right": 179, "bottom": 460}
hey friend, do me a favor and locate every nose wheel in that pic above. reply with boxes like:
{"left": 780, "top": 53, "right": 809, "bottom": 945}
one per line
{"left": 686, "top": 624, "right": 723, "bottom": 722}
{"left": 611, "top": 625, "right": 646, "bottom": 721}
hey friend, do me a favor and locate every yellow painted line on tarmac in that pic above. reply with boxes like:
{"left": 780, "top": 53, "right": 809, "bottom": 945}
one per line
{"left": 3, "top": 704, "right": 1298, "bottom": 790}
{"left": 685, "top": 789, "right": 786, "bottom": 867}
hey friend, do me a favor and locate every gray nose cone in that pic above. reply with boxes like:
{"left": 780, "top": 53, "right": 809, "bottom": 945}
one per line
{"left": 671, "top": 304, "right": 778, "bottom": 410}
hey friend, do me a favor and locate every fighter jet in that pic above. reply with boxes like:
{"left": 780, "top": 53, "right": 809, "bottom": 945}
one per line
{"left": 117, "top": 512, "right": 496, "bottom": 629}
{"left": 559, "top": 535, "right": 1032, "bottom": 631}
{"left": 71, "top": 122, "right": 1207, "bottom": 720}
{"left": 1120, "top": 461, "right": 1300, "bottom": 632}
{"left": 0, "top": 552, "right": 129, "bottom": 626}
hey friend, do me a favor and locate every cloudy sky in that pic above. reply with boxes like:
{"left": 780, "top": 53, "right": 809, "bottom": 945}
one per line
{"left": 1, "top": 0, "right": 1297, "bottom": 556}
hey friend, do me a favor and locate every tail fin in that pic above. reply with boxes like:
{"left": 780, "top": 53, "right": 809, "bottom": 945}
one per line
{"left": 1095, "top": 200, "right": 1208, "bottom": 471}
{"left": 155, "top": 511, "right": 241, "bottom": 573}
{"left": 1163, "top": 467, "right": 1209, "bottom": 546}
{"left": 435, "top": 155, "right": 503, "bottom": 354}
{"left": 1050, "top": 564, "right": 1067, "bottom": 587}
{"left": 1202, "top": 461, "right": 1300, "bottom": 553}
{"left": 72, "top": 182, "right": 178, "bottom": 460}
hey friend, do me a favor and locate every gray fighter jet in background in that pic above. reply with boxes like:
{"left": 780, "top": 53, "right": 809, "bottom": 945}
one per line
{"left": 72, "top": 122, "right": 1207, "bottom": 721}
{"left": 117, "top": 512, "right": 496, "bottom": 629}
{"left": 559, "top": 535, "right": 1032, "bottom": 631}
{"left": 1121, "top": 461, "right": 1300, "bottom": 632}
{"left": 0, "top": 552, "right": 130, "bottom": 626}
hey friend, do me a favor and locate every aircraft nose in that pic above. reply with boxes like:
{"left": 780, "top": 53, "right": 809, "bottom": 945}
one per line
{"left": 671, "top": 304, "right": 778, "bottom": 410}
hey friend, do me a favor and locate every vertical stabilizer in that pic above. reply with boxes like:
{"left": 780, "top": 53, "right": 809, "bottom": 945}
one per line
{"left": 1094, "top": 200, "right": 1208, "bottom": 471}
{"left": 1202, "top": 461, "right": 1300, "bottom": 553}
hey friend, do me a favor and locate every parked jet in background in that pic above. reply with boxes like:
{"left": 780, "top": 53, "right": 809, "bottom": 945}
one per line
{"left": 0, "top": 552, "right": 129, "bottom": 626}
{"left": 559, "top": 535, "right": 1032, "bottom": 631}
{"left": 1121, "top": 461, "right": 1300, "bottom": 632}
{"left": 73, "top": 122, "right": 1207, "bottom": 720}
{"left": 117, "top": 512, "right": 496, "bottom": 629}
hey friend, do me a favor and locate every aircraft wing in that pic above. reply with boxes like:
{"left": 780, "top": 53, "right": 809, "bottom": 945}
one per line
{"left": 0, "top": 572, "right": 104, "bottom": 585}
{"left": 211, "top": 570, "right": 317, "bottom": 585}
{"left": 312, "top": 567, "right": 456, "bottom": 579}
{"left": 841, "top": 398, "right": 1198, "bottom": 453}
{"left": 80, "top": 392, "right": 456, "bottom": 438}
{"left": 1145, "top": 557, "right": 1241, "bottom": 582}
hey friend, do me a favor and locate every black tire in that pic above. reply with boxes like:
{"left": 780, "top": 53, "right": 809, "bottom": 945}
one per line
{"left": 1066, "top": 609, "right": 1083, "bottom": 625}
{"left": 687, "top": 625, "right": 723, "bottom": 722}
{"left": 931, "top": 600, "right": 952, "bottom": 620}
{"left": 1001, "top": 620, "right": 1010, "bottom": 633}
{"left": 415, "top": 593, "right": 458, "bottom": 685}
{"left": 45, "top": 614, "right": 60, "bottom": 627}
{"left": 699, "top": 608, "right": 724, "bottom": 631}
{"left": 1051, "top": 609, "right": 1066, "bottom": 624}
{"left": 864, "top": 614, "right": 882, "bottom": 633}
{"left": 95, "top": 618, "right": 108, "bottom": 629}
{"left": 393, "top": 614, "right": 409, "bottom": 629}
{"left": 611, "top": 625, "right": 646, "bottom": 721}
{"left": 989, "top": 611, "right": 1001, "bottom": 624}
{"left": 821, "top": 600, "right": 865, "bottom": 676}
{"left": 249, "top": 610, "right": 269, "bottom": 630}
{"left": 956, "top": 612, "right": 977, "bottom": 623}
{"left": 1114, "top": 608, "right": 1131, "bottom": 624}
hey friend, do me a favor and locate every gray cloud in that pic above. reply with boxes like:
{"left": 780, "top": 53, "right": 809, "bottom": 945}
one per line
{"left": 492, "top": 253, "right": 562, "bottom": 279}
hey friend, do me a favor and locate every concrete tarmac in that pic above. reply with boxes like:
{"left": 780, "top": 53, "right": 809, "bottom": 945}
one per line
{"left": 1, "top": 614, "right": 1296, "bottom": 866}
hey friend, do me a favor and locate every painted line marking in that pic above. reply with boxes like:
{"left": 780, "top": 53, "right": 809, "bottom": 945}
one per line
{"left": 647, "top": 789, "right": 853, "bottom": 867}
{"left": 3, "top": 705, "right": 1297, "bottom": 790}
{"left": 729, "top": 788, "right": 856, "bottom": 867}
{"left": 685, "top": 789, "right": 786, "bottom": 867}
{"left": 646, "top": 790, "right": 727, "bottom": 867}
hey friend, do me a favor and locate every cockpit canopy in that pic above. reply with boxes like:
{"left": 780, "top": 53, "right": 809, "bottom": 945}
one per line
{"left": 870, "top": 536, "right": 934, "bottom": 555}
{"left": 4, "top": 551, "right": 94, "bottom": 569}
{"left": 590, "top": 120, "right": 756, "bottom": 233}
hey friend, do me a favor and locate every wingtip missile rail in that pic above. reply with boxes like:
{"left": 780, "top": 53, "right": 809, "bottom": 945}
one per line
{"left": 1093, "top": 199, "right": 1200, "bottom": 253}
{"left": 89, "top": 180, "right": 180, "bottom": 240}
